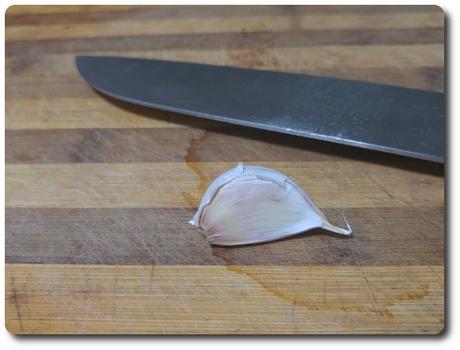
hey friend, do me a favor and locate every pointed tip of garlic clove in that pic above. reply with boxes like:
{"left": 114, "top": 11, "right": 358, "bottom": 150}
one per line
{"left": 321, "top": 221, "right": 352, "bottom": 236}
{"left": 321, "top": 213, "right": 352, "bottom": 236}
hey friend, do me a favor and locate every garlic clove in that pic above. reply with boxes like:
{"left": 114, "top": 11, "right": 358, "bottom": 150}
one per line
{"left": 189, "top": 163, "right": 351, "bottom": 246}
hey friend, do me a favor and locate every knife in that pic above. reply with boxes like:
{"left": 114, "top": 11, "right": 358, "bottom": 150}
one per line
{"left": 76, "top": 56, "right": 445, "bottom": 163}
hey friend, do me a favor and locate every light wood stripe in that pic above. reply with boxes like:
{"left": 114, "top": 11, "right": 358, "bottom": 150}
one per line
{"left": 6, "top": 207, "right": 444, "bottom": 266}
{"left": 5, "top": 13, "right": 443, "bottom": 42}
{"left": 5, "top": 162, "right": 444, "bottom": 209}
{"left": 5, "top": 263, "right": 444, "bottom": 334}
{"left": 5, "top": 97, "right": 221, "bottom": 130}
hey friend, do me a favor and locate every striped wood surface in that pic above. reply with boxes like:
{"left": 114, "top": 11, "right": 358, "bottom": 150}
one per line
{"left": 5, "top": 5, "right": 445, "bottom": 334}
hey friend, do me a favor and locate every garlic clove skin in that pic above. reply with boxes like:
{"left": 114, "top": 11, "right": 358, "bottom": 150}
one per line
{"left": 189, "top": 163, "right": 351, "bottom": 246}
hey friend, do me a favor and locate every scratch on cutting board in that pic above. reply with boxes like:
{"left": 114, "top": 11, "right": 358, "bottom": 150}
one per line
{"left": 9, "top": 274, "right": 24, "bottom": 332}
{"left": 132, "top": 231, "right": 159, "bottom": 265}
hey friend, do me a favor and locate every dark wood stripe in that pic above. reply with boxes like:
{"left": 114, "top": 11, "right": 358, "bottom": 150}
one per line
{"left": 5, "top": 207, "right": 444, "bottom": 266}
{"left": 4, "top": 127, "right": 445, "bottom": 175}
{"left": 5, "top": 28, "right": 444, "bottom": 56}
{"left": 6, "top": 5, "right": 440, "bottom": 26}
{"left": 317, "top": 66, "right": 444, "bottom": 93}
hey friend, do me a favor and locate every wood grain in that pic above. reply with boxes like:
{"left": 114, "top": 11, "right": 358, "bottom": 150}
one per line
{"left": 6, "top": 264, "right": 444, "bottom": 334}
{"left": 5, "top": 12, "right": 443, "bottom": 42}
{"left": 6, "top": 46, "right": 444, "bottom": 83}
{"left": 5, "top": 97, "right": 219, "bottom": 130}
{"left": 8, "top": 127, "right": 343, "bottom": 163}
{"left": 5, "top": 127, "right": 448, "bottom": 165}
{"left": 6, "top": 28, "right": 444, "bottom": 56}
{"left": 5, "top": 5, "right": 441, "bottom": 23}
{"left": 6, "top": 161, "right": 444, "bottom": 208}
{"left": 5, "top": 5, "right": 445, "bottom": 334}
{"left": 6, "top": 207, "right": 443, "bottom": 266}
{"left": 6, "top": 5, "right": 138, "bottom": 16}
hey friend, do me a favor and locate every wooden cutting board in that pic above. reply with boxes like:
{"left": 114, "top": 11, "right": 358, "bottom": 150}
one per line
{"left": 5, "top": 5, "right": 445, "bottom": 334}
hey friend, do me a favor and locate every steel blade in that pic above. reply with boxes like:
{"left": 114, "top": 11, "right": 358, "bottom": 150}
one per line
{"left": 76, "top": 56, "right": 445, "bottom": 162}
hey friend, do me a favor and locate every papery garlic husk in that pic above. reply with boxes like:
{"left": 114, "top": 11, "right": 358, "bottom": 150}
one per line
{"left": 189, "top": 163, "right": 351, "bottom": 246}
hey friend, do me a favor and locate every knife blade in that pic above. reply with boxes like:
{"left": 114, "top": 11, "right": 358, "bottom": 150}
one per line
{"left": 76, "top": 56, "right": 445, "bottom": 163}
